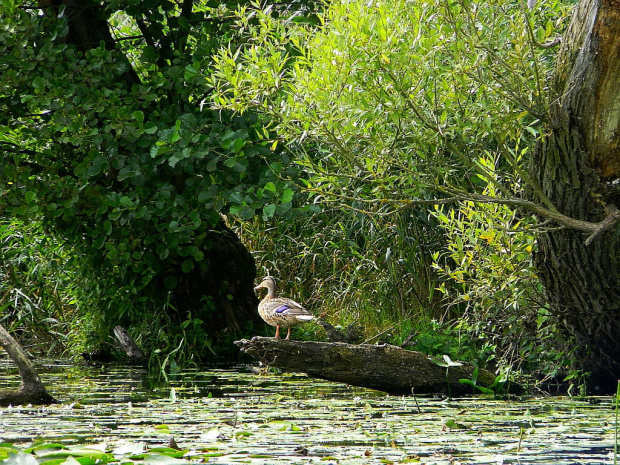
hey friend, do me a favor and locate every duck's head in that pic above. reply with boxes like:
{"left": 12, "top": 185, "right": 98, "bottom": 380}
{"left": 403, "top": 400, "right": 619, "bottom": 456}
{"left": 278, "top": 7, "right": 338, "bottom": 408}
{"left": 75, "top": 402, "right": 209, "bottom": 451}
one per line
{"left": 254, "top": 276, "right": 276, "bottom": 293}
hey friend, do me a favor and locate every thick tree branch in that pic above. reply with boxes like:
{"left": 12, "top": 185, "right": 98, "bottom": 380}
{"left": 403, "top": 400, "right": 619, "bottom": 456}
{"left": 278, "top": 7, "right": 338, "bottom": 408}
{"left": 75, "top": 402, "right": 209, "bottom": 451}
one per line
{"left": 426, "top": 194, "right": 613, "bottom": 234}
{"left": 584, "top": 204, "right": 620, "bottom": 245}
{"left": 299, "top": 182, "right": 618, "bottom": 237}
{"left": 135, "top": 17, "right": 169, "bottom": 70}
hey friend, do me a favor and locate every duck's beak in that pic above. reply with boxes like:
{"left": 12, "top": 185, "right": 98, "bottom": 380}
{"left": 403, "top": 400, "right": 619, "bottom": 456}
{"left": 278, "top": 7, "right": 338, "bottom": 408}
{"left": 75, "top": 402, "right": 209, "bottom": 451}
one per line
{"left": 253, "top": 284, "right": 263, "bottom": 291}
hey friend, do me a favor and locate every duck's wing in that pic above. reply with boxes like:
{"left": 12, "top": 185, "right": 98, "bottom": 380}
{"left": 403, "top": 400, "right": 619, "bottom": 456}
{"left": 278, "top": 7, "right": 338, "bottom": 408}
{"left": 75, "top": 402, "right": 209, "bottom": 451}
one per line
{"left": 268, "top": 298, "right": 314, "bottom": 321}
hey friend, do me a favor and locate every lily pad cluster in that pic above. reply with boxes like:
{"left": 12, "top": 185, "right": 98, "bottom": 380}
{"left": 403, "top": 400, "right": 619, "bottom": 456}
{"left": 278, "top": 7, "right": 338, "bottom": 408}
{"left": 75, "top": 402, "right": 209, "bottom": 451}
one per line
{"left": 0, "top": 363, "right": 617, "bottom": 464}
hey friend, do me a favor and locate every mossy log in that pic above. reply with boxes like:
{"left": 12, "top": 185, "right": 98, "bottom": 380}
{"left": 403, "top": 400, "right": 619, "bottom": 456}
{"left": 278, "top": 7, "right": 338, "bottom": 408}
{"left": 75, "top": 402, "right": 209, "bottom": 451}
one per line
{"left": 0, "top": 324, "right": 56, "bottom": 406}
{"left": 235, "top": 337, "right": 500, "bottom": 395}
{"left": 113, "top": 326, "right": 144, "bottom": 362}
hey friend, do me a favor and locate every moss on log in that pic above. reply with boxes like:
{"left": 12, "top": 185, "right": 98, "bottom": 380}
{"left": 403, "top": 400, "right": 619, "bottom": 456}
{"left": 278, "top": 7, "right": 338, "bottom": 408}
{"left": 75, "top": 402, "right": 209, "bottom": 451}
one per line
{"left": 235, "top": 337, "right": 500, "bottom": 395}
{"left": 0, "top": 387, "right": 56, "bottom": 407}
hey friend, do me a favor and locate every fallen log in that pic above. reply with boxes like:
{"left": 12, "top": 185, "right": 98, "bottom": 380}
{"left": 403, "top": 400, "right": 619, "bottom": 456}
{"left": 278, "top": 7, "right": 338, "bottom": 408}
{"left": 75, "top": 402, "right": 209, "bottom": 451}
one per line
{"left": 235, "top": 337, "right": 501, "bottom": 395}
{"left": 0, "top": 324, "right": 56, "bottom": 406}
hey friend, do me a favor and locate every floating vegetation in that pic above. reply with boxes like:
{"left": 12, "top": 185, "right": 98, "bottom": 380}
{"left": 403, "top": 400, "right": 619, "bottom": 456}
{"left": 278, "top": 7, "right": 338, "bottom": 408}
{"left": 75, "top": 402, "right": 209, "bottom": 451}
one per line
{"left": 0, "top": 360, "right": 616, "bottom": 464}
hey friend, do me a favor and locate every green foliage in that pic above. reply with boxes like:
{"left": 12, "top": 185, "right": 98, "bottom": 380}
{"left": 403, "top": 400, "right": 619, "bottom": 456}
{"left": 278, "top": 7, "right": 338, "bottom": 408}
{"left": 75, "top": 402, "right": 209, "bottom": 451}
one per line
{"left": 213, "top": 0, "right": 576, "bottom": 379}
{"left": 432, "top": 187, "right": 540, "bottom": 316}
{"left": 211, "top": 0, "right": 571, "bottom": 211}
{"left": 0, "top": 219, "right": 77, "bottom": 354}
{"left": 0, "top": 219, "right": 136, "bottom": 358}
{"left": 235, "top": 206, "right": 446, "bottom": 342}
{"left": 0, "top": 0, "right": 304, "bottom": 359}
{"left": 0, "top": 0, "right": 579, "bottom": 382}
{"left": 430, "top": 184, "right": 576, "bottom": 375}
{"left": 460, "top": 367, "right": 507, "bottom": 395}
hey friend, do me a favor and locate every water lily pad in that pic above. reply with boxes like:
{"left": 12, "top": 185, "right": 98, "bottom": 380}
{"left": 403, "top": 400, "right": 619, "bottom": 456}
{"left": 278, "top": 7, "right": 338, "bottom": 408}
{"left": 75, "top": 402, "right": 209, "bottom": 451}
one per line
{"left": 143, "top": 454, "right": 189, "bottom": 465}
{"left": 3, "top": 452, "right": 39, "bottom": 465}
{"left": 112, "top": 442, "right": 146, "bottom": 456}
{"left": 0, "top": 361, "right": 617, "bottom": 464}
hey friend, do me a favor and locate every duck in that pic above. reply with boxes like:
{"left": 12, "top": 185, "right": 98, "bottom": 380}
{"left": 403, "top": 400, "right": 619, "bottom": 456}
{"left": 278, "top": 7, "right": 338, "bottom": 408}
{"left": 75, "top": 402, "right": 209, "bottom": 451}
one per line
{"left": 253, "top": 276, "right": 314, "bottom": 340}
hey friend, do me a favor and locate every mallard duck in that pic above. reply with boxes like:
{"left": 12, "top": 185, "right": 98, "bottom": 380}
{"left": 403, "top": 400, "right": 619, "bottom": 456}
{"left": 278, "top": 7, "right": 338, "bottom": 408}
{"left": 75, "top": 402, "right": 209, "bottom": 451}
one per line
{"left": 253, "top": 276, "right": 314, "bottom": 339}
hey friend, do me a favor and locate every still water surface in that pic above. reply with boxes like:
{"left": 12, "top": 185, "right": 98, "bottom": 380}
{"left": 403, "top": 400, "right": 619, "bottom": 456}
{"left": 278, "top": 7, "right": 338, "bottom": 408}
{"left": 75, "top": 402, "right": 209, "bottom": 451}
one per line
{"left": 0, "top": 359, "right": 616, "bottom": 464}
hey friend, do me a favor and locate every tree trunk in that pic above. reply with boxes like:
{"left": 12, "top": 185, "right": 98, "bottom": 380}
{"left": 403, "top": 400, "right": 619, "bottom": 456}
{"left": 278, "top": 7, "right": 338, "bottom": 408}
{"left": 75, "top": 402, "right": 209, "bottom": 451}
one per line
{"left": 0, "top": 324, "right": 56, "bottom": 406}
{"left": 235, "top": 337, "right": 502, "bottom": 395}
{"left": 37, "top": 0, "right": 140, "bottom": 83}
{"left": 173, "top": 219, "right": 261, "bottom": 333}
{"left": 534, "top": 0, "right": 620, "bottom": 391}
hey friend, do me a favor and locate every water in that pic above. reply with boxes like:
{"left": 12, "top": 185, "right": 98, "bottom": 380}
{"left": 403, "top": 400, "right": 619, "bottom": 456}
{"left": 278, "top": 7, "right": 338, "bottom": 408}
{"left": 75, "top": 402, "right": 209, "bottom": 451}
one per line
{"left": 0, "top": 358, "right": 616, "bottom": 464}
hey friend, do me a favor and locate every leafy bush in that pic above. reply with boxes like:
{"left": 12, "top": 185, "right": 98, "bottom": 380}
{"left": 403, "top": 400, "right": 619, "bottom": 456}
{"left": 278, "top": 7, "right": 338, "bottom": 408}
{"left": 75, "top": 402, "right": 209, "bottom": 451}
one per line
{"left": 211, "top": 0, "right": 575, "bottom": 374}
{"left": 0, "top": 1, "right": 294, "bottom": 361}
{"left": 431, "top": 185, "right": 576, "bottom": 376}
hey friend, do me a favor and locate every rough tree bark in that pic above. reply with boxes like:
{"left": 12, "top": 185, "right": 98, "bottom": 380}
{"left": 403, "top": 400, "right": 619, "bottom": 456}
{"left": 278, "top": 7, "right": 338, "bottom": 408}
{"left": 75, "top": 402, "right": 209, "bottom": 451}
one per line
{"left": 236, "top": 337, "right": 500, "bottom": 395}
{"left": 0, "top": 324, "right": 56, "bottom": 406}
{"left": 534, "top": 0, "right": 620, "bottom": 391}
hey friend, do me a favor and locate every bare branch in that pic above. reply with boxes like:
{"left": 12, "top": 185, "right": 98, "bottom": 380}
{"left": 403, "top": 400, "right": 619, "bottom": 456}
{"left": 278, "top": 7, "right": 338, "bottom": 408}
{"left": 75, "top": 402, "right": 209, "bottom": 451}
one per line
{"left": 584, "top": 204, "right": 620, "bottom": 245}
{"left": 299, "top": 179, "right": 616, "bottom": 235}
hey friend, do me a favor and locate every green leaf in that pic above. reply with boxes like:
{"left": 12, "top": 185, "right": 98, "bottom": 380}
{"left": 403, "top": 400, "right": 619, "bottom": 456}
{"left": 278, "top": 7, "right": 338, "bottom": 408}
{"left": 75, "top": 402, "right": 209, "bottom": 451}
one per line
{"left": 93, "top": 236, "right": 106, "bottom": 249}
{"left": 269, "top": 162, "right": 283, "bottom": 173}
{"left": 144, "top": 122, "right": 158, "bottom": 134}
{"left": 281, "top": 188, "right": 294, "bottom": 203}
{"left": 157, "top": 246, "right": 170, "bottom": 260}
{"left": 233, "top": 138, "right": 245, "bottom": 153}
{"left": 164, "top": 276, "right": 178, "bottom": 289}
{"left": 181, "top": 259, "right": 194, "bottom": 273}
{"left": 474, "top": 385, "right": 496, "bottom": 395}
{"left": 25, "top": 191, "right": 36, "bottom": 204}
{"left": 238, "top": 206, "right": 255, "bottom": 219}
{"left": 263, "top": 204, "right": 276, "bottom": 219}
{"left": 132, "top": 111, "right": 145, "bottom": 124}
{"left": 459, "top": 379, "right": 476, "bottom": 387}
{"left": 444, "top": 419, "right": 468, "bottom": 430}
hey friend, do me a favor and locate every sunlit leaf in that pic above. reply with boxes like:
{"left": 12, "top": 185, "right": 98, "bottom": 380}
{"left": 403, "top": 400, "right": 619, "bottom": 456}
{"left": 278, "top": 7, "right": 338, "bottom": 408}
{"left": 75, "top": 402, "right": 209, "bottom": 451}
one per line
{"left": 143, "top": 454, "right": 189, "bottom": 465}
{"left": 112, "top": 442, "right": 146, "bottom": 456}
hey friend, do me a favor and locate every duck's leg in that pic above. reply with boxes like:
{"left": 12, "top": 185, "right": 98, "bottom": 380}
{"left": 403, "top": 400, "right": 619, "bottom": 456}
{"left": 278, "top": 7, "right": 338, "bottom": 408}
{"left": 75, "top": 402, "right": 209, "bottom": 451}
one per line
{"left": 285, "top": 327, "right": 292, "bottom": 340}
{"left": 274, "top": 325, "right": 281, "bottom": 339}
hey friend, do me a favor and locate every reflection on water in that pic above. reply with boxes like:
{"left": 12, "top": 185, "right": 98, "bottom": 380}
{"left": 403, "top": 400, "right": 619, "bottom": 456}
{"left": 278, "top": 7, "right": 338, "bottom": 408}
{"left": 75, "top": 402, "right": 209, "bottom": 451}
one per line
{"left": 0, "top": 358, "right": 616, "bottom": 464}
